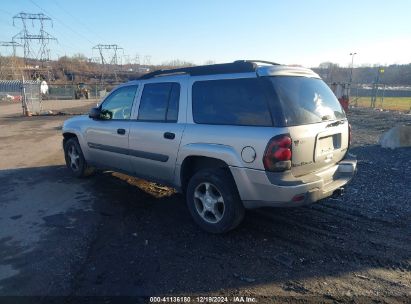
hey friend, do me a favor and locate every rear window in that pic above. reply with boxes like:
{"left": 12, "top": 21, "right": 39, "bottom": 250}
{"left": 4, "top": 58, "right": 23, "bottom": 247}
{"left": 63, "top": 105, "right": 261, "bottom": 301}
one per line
{"left": 192, "top": 78, "right": 272, "bottom": 126}
{"left": 269, "top": 76, "right": 346, "bottom": 126}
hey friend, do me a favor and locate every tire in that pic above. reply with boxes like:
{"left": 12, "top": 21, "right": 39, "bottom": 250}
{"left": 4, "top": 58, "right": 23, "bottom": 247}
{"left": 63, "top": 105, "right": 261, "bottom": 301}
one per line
{"left": 64, "top": 137, "right": 94, "bottom": 178}
{"left": 186, "top": 168, "right": 245, "bottom": 234}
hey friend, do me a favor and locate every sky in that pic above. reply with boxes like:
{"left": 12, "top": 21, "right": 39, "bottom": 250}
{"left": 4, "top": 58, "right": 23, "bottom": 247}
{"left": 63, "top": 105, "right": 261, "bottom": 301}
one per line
{"left": 0, "top": 0, "right": 410, "bottom": 67}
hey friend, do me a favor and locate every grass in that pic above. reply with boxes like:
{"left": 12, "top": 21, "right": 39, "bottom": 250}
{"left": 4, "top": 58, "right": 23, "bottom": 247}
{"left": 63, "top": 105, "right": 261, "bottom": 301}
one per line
{"left": 351, "top": 97, "right": 411, "bottom": 111}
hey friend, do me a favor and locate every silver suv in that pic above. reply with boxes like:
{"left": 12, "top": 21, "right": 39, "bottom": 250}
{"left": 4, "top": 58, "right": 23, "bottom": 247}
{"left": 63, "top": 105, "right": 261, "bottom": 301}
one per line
{"left": 62, "top": 60, "right": 357, "bottom": 233}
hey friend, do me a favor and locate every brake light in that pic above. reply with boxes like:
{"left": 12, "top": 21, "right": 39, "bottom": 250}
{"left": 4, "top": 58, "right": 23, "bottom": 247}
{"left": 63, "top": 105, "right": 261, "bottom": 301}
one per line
{"left": 348, "top": 123, "right": 352, "bottom": 147}
{"left": 263, "top": 134, "right": 292, "bottom": 172}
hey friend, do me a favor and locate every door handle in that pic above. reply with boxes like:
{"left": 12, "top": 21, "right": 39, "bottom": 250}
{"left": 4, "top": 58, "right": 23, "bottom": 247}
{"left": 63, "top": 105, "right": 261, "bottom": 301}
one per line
{"left": 164, "top": 132, "right": 175, "bottom": 140}
{"left": 117, "top": 128, "right": 126, "bottom": 135}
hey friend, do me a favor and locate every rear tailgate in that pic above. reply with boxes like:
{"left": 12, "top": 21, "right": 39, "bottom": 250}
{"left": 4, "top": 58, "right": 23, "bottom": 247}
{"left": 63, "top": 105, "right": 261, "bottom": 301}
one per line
{"left": 266, "top": 75, "right": 349, "bottom": 177}
{"left": 288, "top": 120, "right": 349, "bottom": 177}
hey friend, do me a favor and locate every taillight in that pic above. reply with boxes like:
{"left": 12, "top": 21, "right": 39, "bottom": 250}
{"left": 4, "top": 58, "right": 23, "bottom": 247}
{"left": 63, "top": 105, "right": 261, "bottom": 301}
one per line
{"left": 263, "top": 134, "right": 292, "bottom": 172}
{"left": 348, "top": 123, "right": 352, "bottom": 147}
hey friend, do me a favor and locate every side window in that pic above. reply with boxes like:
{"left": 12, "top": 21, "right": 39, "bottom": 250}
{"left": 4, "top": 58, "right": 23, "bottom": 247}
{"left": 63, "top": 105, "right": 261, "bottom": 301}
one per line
{"left": 100, "top": 85, "right": 138, "bottom": 120}
{"left": 166, "top": 83, "right": 179, "bottom": 121}
{"left": 192, "top": 78, "right": 272, "bottom": 126}
{"left": 138, "top": 82, "right": 180, "bottom": 122}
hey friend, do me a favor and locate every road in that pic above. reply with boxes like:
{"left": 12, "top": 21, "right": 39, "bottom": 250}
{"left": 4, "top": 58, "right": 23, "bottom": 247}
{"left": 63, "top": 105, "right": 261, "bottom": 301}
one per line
{"left": 0, "top": 102, "right": 410, "bottom": 301}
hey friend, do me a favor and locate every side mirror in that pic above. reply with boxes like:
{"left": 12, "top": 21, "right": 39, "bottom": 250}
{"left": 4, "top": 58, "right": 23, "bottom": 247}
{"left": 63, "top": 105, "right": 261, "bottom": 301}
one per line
{"left": 89, "top": 107, "right": 101, "bottom": 119}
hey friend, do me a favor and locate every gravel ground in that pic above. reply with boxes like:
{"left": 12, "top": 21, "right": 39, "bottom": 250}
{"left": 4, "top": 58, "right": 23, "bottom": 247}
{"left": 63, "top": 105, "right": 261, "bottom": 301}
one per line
{"left": 0, "top": 104, "right": 410, "bottom": 303}
{"left": 70, "top": 107, "right": 411, "bottom": 301}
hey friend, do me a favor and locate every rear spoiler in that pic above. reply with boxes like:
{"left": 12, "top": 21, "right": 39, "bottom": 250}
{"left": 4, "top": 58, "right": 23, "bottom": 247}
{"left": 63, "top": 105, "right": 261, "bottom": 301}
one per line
{"left": 257, "top": 66, "right": 321, "bottom": 78}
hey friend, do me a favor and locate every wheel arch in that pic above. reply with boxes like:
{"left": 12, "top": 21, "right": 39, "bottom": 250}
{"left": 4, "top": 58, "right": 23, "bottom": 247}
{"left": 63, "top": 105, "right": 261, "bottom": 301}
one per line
{"left": 62, "top": 132, "right": 77, "bottom": 146}
{"left": 62, "top": 129, "right": 89, "bottom": 159}
{"left": 176, "top": 143, "right": 243, "bottom": 192}
{"left": 179, "top": 155, "right": 236, "bottom": 194}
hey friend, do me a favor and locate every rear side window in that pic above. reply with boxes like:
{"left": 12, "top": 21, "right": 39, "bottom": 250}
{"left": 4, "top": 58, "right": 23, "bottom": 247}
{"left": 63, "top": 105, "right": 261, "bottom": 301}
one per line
{"left": 138, "top": 82, "right": 180, "bottom": 122}
{"left": 269, "top": 76, "right": 346, "bottom": 126}
{"left": 192, "top": 78, "right": 272, "bottom": 126}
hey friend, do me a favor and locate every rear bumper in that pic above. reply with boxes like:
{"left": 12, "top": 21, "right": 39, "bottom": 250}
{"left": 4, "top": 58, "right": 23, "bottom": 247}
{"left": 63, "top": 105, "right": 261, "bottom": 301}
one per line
{"left": 230, "top": 158, "right": 357, "bottom": 209}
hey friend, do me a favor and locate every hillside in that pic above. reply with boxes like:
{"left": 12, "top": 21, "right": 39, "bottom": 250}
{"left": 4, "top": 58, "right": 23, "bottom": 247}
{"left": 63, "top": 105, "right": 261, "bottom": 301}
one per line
{"left": 1, "top": 55, "right": 411, "bottom": 85}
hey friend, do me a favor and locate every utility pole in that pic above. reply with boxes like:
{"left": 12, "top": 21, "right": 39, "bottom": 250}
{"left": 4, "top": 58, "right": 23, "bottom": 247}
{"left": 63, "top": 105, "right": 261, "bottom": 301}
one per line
{"left": 349, "top": 52, "right": 357, "bottom": 84}
{"left": 346, "top": 52, "right": 357, "bottom": 107}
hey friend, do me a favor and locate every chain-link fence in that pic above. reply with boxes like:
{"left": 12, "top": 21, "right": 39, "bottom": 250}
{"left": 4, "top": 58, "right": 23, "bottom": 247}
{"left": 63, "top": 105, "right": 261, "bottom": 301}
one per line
{"left": 0, "top": 81, "right": 116, "bottom": 115}
{"left": 0, "top": 80, "right": 42, "bottom": 114}
{"left": 46, "top": 84, "right": 112, "bottom": 100}
{"left": 349, "top": 84, "right": 411, "bottom": 111}
{"left": 0, "top": 80, "right": 23, "bottom": 102}
{"left": 350, "top": 85, "right": 411, "bottom": 98}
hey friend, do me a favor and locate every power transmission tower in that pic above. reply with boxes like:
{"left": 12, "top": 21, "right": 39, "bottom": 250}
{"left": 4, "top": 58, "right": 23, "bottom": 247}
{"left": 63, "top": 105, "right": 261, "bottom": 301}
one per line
{"left": 12, "top": 12, "right": 57, "bottom": 63}
{"left": 0, "top": 41, "right": 22, "bottom": 57}
{"left": 143, "top": 55, "right": 151, "bottom": 66}
{"left": 0, "top": 41, "right": 23, "bottom": 79}
{"left": 123, "top": 54, "right": 130, "bottom": 65}
{"left": 92, "top": 44, "right": 123, "bottom": 82}
{"left": 135, "top": 54, "right": 140, "bottom": 65}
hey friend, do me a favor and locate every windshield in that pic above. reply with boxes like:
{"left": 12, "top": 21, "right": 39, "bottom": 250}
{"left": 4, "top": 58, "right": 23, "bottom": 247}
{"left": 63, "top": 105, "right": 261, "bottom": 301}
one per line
{"left": 269, "top": 76, "right": 346, "bottom": 126}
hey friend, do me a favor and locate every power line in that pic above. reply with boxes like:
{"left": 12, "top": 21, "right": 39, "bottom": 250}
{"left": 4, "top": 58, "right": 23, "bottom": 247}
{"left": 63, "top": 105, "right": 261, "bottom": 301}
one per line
{"left": 29, "top": 0, "right": 96, "bottom": 46}
{"left": 53, "top": 0, "right": 107, "bottom": 43}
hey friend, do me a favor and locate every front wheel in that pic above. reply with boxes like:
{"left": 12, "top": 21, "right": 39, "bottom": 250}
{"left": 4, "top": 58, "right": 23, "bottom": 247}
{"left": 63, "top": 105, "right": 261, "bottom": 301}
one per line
{"left": 64, "top": 137, "right": 94, "bottom": 178}
{"left": 186, "top": 168, "right": 245, "bottom": 233}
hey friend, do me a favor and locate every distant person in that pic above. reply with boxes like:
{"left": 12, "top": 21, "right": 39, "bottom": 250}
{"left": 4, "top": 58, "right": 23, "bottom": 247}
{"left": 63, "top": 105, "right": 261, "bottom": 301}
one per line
{"left": 40, "top": 81, "right": 49, "bottom": 100}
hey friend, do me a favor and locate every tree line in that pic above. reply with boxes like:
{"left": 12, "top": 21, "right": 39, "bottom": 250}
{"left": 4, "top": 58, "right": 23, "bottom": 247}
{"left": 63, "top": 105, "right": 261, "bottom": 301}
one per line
{"left": 313, "top": 62, "right": 411, "bottom": 85}
{"left": 1, "top": 54, "right": 411, "bottom": 85}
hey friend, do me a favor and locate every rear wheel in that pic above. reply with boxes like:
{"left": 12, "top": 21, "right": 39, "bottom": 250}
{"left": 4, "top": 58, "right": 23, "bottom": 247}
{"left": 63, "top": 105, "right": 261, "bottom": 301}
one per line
{"left": 64, "top": 137, "right": 94, "bottom": 178}
{"left": 186, "top": 168, "right": 244, "bottom": 233}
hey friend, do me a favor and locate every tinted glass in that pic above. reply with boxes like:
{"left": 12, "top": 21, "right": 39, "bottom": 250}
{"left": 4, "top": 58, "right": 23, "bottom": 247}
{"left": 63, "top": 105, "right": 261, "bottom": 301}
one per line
{"left": 166, "top": 83, "right": 180, "bottom": 122}
{"left": 100, "top": 85, "right": 138, "bottom": 120}
{"left": 138, "top": 82, "right": 180, "bottom": 122}
{"left": 269, "top": 76, "right": 346, "bottom": 126}
{"left": 192, "top": 78, "right": 272, "bottom": 126}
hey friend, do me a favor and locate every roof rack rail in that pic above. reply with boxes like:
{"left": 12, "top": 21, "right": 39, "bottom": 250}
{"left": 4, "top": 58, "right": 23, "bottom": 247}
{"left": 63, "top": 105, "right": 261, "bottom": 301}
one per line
{"left": 234, "top": 60, "right": 281, "bottom": 65}
{"left": 139, "top": 61, "right": 257, "bottom": 80}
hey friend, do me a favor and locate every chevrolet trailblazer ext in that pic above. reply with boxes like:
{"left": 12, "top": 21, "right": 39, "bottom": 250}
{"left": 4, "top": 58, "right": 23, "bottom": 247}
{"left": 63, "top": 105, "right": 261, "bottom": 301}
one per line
{"left": 62, "top": 60, "right": 357, "bottom": 233}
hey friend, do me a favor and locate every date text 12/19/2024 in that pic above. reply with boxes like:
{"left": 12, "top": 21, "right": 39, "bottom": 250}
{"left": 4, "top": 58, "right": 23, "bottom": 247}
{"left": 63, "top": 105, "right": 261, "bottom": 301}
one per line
{"left": 150, "top": 296, "right": 257, "bottom": 303}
